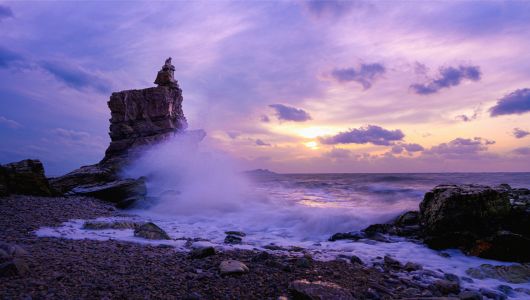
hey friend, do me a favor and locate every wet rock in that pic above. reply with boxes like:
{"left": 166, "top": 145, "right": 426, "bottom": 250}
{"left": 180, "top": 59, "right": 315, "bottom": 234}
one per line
{"left": 189, "top": 247, "right": 216, "bottom": 259}
{"left": 289, "top": 279, "right": 354, "bottom": 300}
{"left": 49, "top": 164, "right": 116, "bottom": 194}
{"left": 69, "top": 178, "right": 146, "bottom": 208}
{"left": 444, "top": 273, "right": 460, "bottom": 283}
{"left": 295, "top": 257, "right": 311, "bottom": 268}
{"left": 219, "top": 260, "right": 249, "bottom": 275}
{"left": 434, "top": 279, "right": 460, "bottom": 295}
{"left": 82, "top": 220, "right": 141, "bottom": 230}
{"left": 404, "top": 262, "right": 423, "bottom": 272}
{"left": 469, "top": 231, "right": 530, "bottom": 263}
{"left": 133, "top": 222, "right": 170, "bottom": 240}
{"left": 419, "top": 184, "right": 511, "bottom": 249}
{"left": 224, "top": 234, "right": 243, "bottom": 244}
{"left": 496, "top": 285, "right": 513, "bottom": 296}
{"left": 329, "top": 231, "right": 364, "bottom": 241}
{"left": 0, "top": 159, "right": 52, "bottom": 196}
{"left": 224, "top": 231, "right": 246, "bottom": 237}
{"left": 350, "top": 255, "right": 364, "bottom": 265}
{"left": 459, "top": 290, "right": 483, "bottom": 300}
{"left": 383, "top": 256, "right": 402, "bottom": 269}
{"left": 465, "top": 264, "right": 530, "bottom": 284}
{"left": 479, "top": 288, "right": 506, "bottom": 300}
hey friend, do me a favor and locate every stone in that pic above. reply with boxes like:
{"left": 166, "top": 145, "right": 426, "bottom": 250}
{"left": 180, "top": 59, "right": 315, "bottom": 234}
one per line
{"left": 350, "top": 255, "right": 364, "bottom": 265}
{"left": 0, "top": 159, "right": 52, "bottom": 196}
{"left": 154, "top": 57, "right": 178, "bottom": 88}
{"left": 288, "top": 279, "right": 354, "bottom": 300}
{"left": 0, "top": 258, "right": 29, "bottom": 277}
{"left": 224, "top": 231, "right": 246, "bottom": 237}
{"left": 419, "top": 185, "right": 511, "bottom": 249}
{"left": 458, "top": 291, "right": 483, "bottom": 300}
{"left": 469, "top": 231, "right": 530, "bottom": 262}
{"left": 479, "top": 289, "right": 506, "bottom": 300}
{"left": 189, "top": 247, "right": 216, "bottom": 259}
{"left": 329, "top": 231, "right": 364, "bottom": 241}
{"left": 82, "top": 220, "right": 141, "bottom": 230}
{"left": 224, "top": 234, "right": 243, "bottom": 244}
{"left": 134, "top": 222, "right": 170, "bottom": 240}
{"left": 68, "top": 178, "right": 146, "bottom": 208}
{"left": 404, "top": 262, "right": 423, "bottom": 272}
{"left": 465, "top": 264, "right": 530, "bottom": 284}
{"left": 434, "top": 279, "right": 461, "bottom": 294}
{"left": 383, "top": 256, "right": 402, "bottom": 269}
{"left": 219, "top": 260, "right": 249, "bottom": 275}
{"left": 49, "top": 164, "right": 116, "bottom": 194}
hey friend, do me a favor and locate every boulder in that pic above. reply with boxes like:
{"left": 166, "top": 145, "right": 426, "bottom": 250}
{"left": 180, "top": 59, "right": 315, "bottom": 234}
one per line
{"left": 219, "top": 260, "right": 249, "bottom": 275}
{"left": 224, "top": 234, "right": 243, "bottom": 244}
{"left": 433, "top": 279, "right": 460, "bottom": 295}
{"left": 68, "top": 178, "right": 146, "bottom": 208}
{"left": 288, "top": 279, "right": 354, "bottom": 300}
{"left": 466, "top": 264, "right": 530, "bottom": 284}
{"left": 395, "top": 210, "right": 420, "bottom": 226}
{"left": 469, "top": 231, "right": 530, "bottom": 263}
{"left": 134, "top": 222, "right": 170, "bottom": 240}
{"left": 0, "top": 159, "right": 52, "bottom": 196}
{"left": 49, "top": 164, "right": 116, "bottom": 194}
{"left": 328, "top": 231, "right": 364, "bottom": 242}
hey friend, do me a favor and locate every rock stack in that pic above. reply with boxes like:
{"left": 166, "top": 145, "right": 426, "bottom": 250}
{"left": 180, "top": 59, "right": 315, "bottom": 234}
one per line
{"left": 46, "top": 58, "right": 203, "bottom": 207}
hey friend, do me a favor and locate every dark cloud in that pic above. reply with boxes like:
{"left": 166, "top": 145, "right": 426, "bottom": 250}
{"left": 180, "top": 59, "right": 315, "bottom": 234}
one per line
{"left": 319, "top": 125, "right": 404, "bottom": 146}
{"left": 269, "top": 104, "right": 312, "bottom": 122}
{"left": 513, "top": 128, "right": 529, "bottom": 139}
{"left": 226, "top": 131, "right": 240, "bottom": 139}
{"left": 410, "top": 65, "right": 481, "bottom": 95}
{"left": 513, "top": 147, "right": 530, "bottom": 156}
{"left": 255, "top": 139, "right": 271, "bottom": 146}
{"left": 260, "top": 115, "right": 270, "bottom": 123}
{"left": 39, "top": 61, "right": 111, "bottom": 93}
{"left": 0, "top": 46, "right": 23, "bottom": 68}
{"left": 330, "top": 63, "right": 385, "bottom": 89}
{"left": 489, "top": 88, "right": 530, "bottom": 117}
{"left": 456, "top": 105, "right": 481, "bottom": 122}
{"left": 0, "top": 5, "right": 14, "bottom": 21}
{"left": 424, "top": 137, "right": 494, "bottom": 159}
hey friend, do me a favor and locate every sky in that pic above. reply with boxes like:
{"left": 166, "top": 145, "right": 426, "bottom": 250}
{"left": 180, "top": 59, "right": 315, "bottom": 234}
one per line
{"left": 0, "top": 1, "right": 530, "bottom": 175}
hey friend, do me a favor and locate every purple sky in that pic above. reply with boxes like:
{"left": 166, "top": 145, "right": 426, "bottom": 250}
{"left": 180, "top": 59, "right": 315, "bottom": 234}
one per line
{"left": 0, "top": 1, "right": 529, "bottom": 175}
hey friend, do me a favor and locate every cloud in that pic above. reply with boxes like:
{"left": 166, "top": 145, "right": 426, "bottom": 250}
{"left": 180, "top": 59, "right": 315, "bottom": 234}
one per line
{"left": 489, "top": 88, "right": 530, "bottom": 117}
{"left": 513, "top": 128, "right": 529, "bottom": 139}
{"left": 303, "top": 0, "right": 356, "bottom": 18}
{"left": 260, "top": 115, "right": 270, "bottom": 123}
{"left": 39, "top": 61, "right": 111, "bottom": 93}
{"left": 269, "top": 104, "right": 312, "bottom": 122}
{"left": 513, "top": 147, "right": 530, "bottom": 156}
{"left": 330, "top": 63, "right": 385, "bottom": 89}
{"left": 52, "top": 128, "right": 91, "bottom": 140}
{"left": 324, "top": 148, "right": 351, "bottom": 159}
{"left": 0, "top": 5, "right": 13, "bottom": 21}
{"left": 226, "top": 131, "right": 240, "bottom": 139}
{"left": 392, "top": 143, "right": 424, "bottom": 154}
{"left": 424, "top": 137, "right": 494, "bottom": 159}
{"left": 319, "top": 125, "right": 405, "bottom": 146}
{"left": 456, "top": 105, "right": 481, "bottom": 122}
{"left": 410, "top": 65, "right": 481, "bottom": 95}
{"left": 255, "top": 139, "right": 271, "bottom": 146}
{"left": 0, "top": 46, "right": 23, "bottom": 68}
{"left": 0, "top": 116, "right": 22, "bottom": 129}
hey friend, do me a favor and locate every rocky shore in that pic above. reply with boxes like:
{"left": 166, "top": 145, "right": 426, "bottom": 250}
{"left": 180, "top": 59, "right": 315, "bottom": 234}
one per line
{"left": 0, "top": 194, "right": 486, "bottom": 299}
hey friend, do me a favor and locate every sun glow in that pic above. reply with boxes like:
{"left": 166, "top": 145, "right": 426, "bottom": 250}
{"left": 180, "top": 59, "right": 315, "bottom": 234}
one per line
{"left": 298, "top": 127, "right": 336, "bottom": 139}
{"left": 305, "top": 141, "right": 319, "bottom": 150}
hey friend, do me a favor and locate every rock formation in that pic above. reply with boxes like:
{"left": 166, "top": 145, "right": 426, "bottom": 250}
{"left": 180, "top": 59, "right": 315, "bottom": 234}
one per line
{"left": 0, "top": 159, "right": 53, "bottom": 196}
{"left": 48, "top": 57, "right": 204, "bottom": 207}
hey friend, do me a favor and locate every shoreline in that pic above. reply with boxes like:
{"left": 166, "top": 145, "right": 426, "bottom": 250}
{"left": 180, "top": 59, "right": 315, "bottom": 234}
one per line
{"left": 0, "top": 194, "right": 489, "bottom": 299}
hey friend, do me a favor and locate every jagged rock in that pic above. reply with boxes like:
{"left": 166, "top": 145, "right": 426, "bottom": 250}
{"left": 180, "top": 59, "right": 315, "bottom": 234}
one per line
{"left": 154, "top": 57, "right": 178, "bottom": 88}
{"left": 420, "top": 185, "right": 511, "bottom": 241}
{"left": 49, "top": 164, "right": 116, "bottom": 194}
{"left": 383, "top": 256, "right": 402, "bottom": 269}
{"left": 0, "top": 159, "right": 52, "bottom": 196}
{"left": 82, "top": 220, "right": 142, "bottom": 230}
{"left": 289, "top": 279, "right": 354, "bottom": 300}
{"left": 350, "top": 255, "right": 364, "bottom": 265}
{"left": 68, "top": 178, "right": 146, "bottom": 208}
{"left": 219, "top": 260, "right": 249, "bottom": 275}
{"left": 328, "top": 231, "right": 364, "bottom": 242}
{"left": 465, "top": 264, "right": 530, "bottom": 284}
{"left": 134, "top": 222, "right": 170, "bottom": 240}
{"left": 395, "top": 210, "right": 420, "bottom": 226}
{"left": 189, "top": 246, "right": 216, "bottom": 259}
